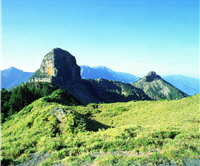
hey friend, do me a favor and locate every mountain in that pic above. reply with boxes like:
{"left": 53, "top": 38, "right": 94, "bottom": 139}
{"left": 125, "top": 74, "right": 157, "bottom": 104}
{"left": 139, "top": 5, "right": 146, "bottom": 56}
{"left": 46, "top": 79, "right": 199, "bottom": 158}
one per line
{"left": 81, "top": 66, "right": 199, "bottom": 96}
{"left": 29, "top": 48, "right": 81, "bottom": 89}
{"left": 81, "top": 65, "right": 140, "bottom": 84}
{"left": 2, "top": 65, "right": 199, "bottom": 96}
{"left": 162, "top": 75, "right": 200, "bottom": 96}
{"left": 1, "top": 48, "right": 189, "bottom": 103}
{"left": 1, "top": 48, "right": 198, "bottom": 165}
{"left": 28, "top": 48, "right": 99, "bottom": 104}
{"left": 28, "top": 48, "right": 149, "bottom": 104}
{"left": 132, "top": 71, "right": 189, "bottom": 100}
{"left": 81, "top": 78, "right": 150, "bottom": 103}
{"left": 1, "top": 67, "right": 34, "bottom": 89}
{"left": 68, "top": 78, "right": 150, "bottom": 104}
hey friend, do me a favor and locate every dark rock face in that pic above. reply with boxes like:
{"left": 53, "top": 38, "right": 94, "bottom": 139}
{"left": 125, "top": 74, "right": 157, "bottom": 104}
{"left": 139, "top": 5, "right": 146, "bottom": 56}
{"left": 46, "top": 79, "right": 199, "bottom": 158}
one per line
{"left": 146, "top": 71, "right": 161, "bottom": 82}
{"left": 29, "top": 48, "right": 81, "bottom": 89}
{"left": 147, "top": 71, "right": 157, "bottom": 77}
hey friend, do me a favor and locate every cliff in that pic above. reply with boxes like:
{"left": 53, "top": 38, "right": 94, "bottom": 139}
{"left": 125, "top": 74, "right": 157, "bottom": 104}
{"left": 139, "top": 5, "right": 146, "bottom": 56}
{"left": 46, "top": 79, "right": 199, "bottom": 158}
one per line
{"left": 29, "top": 48, "right": 81, "bottom": 89}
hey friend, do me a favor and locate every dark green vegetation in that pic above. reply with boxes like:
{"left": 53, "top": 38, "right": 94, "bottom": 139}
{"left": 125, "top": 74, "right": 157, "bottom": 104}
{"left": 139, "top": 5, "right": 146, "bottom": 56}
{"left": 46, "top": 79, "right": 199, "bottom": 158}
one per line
{"left": 1, "top": 89, "right": 199, "bottom": 165}
{"left": 1, "top": 82, "right": 69, "bottom": 123}
{"left": 29, "top": 69, "right": 43, "bottom": 79}
{"left": 84, "top": 78, "right": 150, "bottom": 103}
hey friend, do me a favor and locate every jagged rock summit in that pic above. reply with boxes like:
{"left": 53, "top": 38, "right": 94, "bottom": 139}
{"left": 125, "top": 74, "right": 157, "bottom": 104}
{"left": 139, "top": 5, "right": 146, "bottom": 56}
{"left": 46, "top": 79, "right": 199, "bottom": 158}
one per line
{"left": 146, "top": 71, "right": 161, "bottom": 81}
{"left": 29, "top": 48, "right": 81, "bottom": 89}
{"left": 132, "top": 71, "right": 188, "bottom": 100}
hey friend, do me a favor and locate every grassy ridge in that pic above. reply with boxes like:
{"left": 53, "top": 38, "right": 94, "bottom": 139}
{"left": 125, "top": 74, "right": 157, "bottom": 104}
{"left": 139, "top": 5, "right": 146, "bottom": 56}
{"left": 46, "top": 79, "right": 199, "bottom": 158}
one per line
{"left": 1, "top": 94, "right": 199, "bottom": 165}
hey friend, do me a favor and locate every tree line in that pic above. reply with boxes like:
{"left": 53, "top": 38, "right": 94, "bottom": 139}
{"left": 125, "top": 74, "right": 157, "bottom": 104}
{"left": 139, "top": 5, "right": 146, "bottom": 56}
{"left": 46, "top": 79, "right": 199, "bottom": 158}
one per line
{"left": 1, "top": 82, "right": 59, "bottom": 123}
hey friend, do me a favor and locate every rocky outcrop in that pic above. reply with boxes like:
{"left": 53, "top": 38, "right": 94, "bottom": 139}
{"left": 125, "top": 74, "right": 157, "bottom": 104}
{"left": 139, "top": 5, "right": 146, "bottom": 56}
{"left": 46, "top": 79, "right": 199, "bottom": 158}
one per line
{"left": 146, "top": 71, "right": 161, "bottom": 82}
{"left": 132, "top": 71, "right": 188, "bottom": 100}
{"left": 29, "top": 48, "right": 81, "bottom": 89}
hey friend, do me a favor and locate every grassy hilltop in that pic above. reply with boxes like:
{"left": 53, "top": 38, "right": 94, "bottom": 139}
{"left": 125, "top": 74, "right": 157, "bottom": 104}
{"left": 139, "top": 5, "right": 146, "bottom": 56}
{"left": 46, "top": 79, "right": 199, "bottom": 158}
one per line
{"left": 1, "top": 91, "right": 200, "bottom": 165}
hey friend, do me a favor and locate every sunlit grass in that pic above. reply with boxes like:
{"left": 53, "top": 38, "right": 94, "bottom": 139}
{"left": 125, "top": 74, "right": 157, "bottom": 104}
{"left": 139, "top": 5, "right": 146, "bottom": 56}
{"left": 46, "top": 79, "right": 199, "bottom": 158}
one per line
{"left": 1, "top": 94, "right": 199, "bottom": 165}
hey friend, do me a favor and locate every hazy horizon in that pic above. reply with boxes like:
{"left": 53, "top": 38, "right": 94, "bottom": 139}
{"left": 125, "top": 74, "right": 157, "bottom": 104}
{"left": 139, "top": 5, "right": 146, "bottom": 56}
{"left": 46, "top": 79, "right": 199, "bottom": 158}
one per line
{"left": 2, "top": 65, "right": 200, "bottom": 79}
{"left": 2, "top": 0, "right": 199, "bottom": 78}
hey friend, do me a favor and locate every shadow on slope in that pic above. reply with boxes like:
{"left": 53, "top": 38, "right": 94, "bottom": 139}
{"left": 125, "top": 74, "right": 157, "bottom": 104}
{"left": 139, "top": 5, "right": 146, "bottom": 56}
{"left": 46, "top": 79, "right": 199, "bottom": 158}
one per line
{"left": 82, "top": 78, "right": 150, "bottom": 103}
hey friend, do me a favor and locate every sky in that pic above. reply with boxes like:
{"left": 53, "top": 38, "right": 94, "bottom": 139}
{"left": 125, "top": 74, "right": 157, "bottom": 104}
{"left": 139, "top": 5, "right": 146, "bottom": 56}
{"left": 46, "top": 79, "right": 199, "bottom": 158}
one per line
{"left": 1, "top": 0, "right": 199, "bottom": 78}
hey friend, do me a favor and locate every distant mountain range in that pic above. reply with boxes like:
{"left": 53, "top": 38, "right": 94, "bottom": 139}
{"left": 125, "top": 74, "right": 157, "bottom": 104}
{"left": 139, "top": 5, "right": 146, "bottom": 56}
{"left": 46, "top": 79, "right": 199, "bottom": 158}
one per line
{"left": 81, "top": 65, "right": 140, "bottom": 84}
{"left": 1, "top": 66, "right": 199, "bottom": 96}
{"left": 1, "top": 67, "right": 34, "bottom": 89}
{"left": 81, "top": 66, "right": 199, "bottom": 96}
{"left": 162, "top": 75, "right": 200, "bottom": 96}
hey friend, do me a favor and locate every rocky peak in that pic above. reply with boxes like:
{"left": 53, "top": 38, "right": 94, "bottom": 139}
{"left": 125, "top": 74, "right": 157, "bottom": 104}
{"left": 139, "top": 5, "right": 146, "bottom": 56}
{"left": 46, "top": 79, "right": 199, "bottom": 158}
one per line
{"left": 147, "top": 71, "right": 157, "bottom": 77}
{"left": 29, "top": 48, "right": 81, "bottom": 89}
{"left": 132, "top": 71, "right": 188, "bottom": 100}
{"left": 146, "top": 71, "right": 161, "bottom": 82}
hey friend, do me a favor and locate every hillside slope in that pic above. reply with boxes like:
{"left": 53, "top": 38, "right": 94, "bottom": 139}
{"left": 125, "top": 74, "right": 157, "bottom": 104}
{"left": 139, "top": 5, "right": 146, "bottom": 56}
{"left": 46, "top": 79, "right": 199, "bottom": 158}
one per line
{"left": 67, "top": 78, "right": 150, "bottom": 105}
{"left": 132, "top": 71, "right": 189, "bottom": 100}
{"left": 1, "top": 93, "right": 199, "bottom": 165}
{"left": 88, "top": 78, "right": 149, "bottom": 102}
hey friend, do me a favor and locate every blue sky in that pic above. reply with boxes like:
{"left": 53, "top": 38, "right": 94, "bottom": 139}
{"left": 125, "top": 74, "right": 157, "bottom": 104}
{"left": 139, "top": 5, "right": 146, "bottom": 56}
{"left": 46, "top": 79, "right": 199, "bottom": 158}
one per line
{"left": 1, "top": 0, "right": 199, "bottom": 77}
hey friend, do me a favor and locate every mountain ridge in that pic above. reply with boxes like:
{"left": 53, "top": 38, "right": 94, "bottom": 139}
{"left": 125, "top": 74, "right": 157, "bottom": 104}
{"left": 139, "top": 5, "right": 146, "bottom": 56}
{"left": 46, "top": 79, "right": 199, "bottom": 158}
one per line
{"left": 81, "top": 65, "right": 140, "bottom": 84}
{"left": 2, "top": 66, "right": 199, "bottom": 96}
{"left": 1, "top": 67, "right": 34, "bottom": 89}
{"left": 1, "top": 50, "right": 199, "bottom": 96}
{"left": 26, "top": 48, "right": 150, "bottom": 104}
{"left": 162, "top": 75, "right": 200, "bottom": 96}
{"left": 132, "top": 71, "right": 188, "bottom": 100}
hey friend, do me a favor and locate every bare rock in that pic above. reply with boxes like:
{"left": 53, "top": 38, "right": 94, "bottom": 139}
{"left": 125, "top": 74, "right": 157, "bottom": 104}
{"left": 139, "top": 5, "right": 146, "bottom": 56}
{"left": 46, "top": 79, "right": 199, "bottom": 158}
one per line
{"left": 29, "top": 48, "right": 81, "bottom": 89}
{"left": 146, "top": 71, "right": 161, "bottom": 82}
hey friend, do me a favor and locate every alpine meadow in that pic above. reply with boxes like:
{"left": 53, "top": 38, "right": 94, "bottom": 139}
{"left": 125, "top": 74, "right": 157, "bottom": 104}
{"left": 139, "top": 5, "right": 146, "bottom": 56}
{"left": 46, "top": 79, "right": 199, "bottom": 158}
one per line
{"left": 1, "top": 89, "right": 200, "bottom": 165}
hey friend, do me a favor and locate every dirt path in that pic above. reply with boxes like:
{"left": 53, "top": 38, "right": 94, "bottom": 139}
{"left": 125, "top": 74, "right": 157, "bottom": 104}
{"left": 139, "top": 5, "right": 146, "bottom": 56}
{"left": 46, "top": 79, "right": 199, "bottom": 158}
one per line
{"left": 13, "top": 151, "right": 200, "bottom": 166}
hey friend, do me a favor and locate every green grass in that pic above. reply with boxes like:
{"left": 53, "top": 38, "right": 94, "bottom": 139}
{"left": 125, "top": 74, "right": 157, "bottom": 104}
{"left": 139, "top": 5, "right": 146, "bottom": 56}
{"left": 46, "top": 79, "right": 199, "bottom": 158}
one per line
{"left": 1, "top": 94, "right": 200, "bottom": 165}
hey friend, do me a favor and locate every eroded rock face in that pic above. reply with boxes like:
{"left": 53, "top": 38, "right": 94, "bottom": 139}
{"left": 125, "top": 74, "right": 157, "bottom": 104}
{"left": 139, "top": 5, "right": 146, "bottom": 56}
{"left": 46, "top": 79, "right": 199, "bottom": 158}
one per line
{"left": 146, "top": 71, "right": 161, "bottom": 82}
{"left": 29, "top": 48, "right": 81, "bottom": 89}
